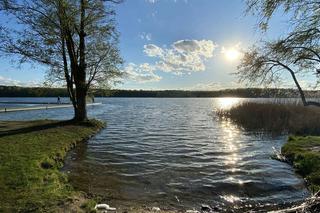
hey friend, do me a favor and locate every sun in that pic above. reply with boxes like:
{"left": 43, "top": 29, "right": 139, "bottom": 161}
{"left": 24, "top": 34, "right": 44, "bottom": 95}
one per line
{"left": 224, "top": 48, "right": 241, "bottom": 61}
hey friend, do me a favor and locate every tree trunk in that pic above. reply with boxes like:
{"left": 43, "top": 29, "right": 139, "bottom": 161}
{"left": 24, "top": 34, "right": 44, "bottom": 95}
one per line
{"left": 277, "top": 61, "right": 320, "bottom": 107}
{"left": 72, "top": 64, "right": 87, "bottom": 121}
{"left": 288, "top": 70, "right": 320, "bottom": 107}
{"left": 72, "top": 0, "right": 88, "bottom": 122}
{"left": 73, "top": 95, "right": 87, "bottom": 122}
{"left": 288, "top": 70, "right": 308, "bottom": 106}
{"left": 73, "top": 81, "right": 87, "bottom": 122}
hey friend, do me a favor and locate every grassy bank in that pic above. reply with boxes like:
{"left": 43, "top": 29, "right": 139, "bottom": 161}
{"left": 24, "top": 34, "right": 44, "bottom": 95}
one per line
{"left": 0, "top": 119, "right": 104, "bottom": 212}
{"left": 216, "top": 102, "right": 320, "bottom": 135}
{"left": 282, "top": 136, "right": 320, "bottom": 192}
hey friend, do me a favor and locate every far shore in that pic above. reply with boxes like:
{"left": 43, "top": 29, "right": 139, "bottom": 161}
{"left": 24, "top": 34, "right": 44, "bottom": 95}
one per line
{"left": 1, "top": 85, "right": 320, "bottom": 98}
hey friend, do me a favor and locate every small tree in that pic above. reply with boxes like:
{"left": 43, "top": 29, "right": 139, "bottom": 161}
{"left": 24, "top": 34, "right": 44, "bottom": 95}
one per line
{"left": 240, "top": 0, "right": 320, "bottom": 106}
{"left": 238, "top": 40, "right": 320, "bottom": 106}
{"left": 0, "top": 0, "right": 123, "bottom": 121}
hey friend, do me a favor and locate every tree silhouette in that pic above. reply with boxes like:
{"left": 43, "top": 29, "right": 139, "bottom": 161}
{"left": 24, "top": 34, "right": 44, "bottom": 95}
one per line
{"left": 0, "top": 0, "right": 123, "bottom": 120}
{"left": 240, "top": 0, "right": 320, "bottom": 106}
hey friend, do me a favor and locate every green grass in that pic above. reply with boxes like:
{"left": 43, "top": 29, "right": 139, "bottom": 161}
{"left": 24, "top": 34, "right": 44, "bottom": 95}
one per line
{"left": 282, "top": 136, "right": 320, "bottom": 192}
{"left": 0, "top": 119, "right": 104, "bottom": 212}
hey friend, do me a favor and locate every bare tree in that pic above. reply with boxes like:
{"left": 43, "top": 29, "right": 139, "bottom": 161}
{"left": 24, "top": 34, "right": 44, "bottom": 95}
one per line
{"left": 239, "top": 0, "right": 320, "bottom": 106}
{"left": 0, "top": 0, "right": 123, "bottom": 121}
{"left": 238, "top": 40, "right": 320, "bottom": 106}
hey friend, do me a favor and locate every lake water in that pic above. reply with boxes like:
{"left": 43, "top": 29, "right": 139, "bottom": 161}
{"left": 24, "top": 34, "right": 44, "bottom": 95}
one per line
{"left": 0, "top": 97, "right": 310, "bottom": 212}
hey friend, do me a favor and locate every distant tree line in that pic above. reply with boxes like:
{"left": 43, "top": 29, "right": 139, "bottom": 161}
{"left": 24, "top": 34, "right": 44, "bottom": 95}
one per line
{"left": 1, "top": 86, "right": 319, "bottom": 98}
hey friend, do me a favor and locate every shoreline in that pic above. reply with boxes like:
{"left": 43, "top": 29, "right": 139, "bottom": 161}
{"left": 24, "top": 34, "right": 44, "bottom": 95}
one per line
{"left": 272, "top": 136, "right": 320, "bottom": 212}
{"left": 0, "top": 119, "right": 104, "bottom": 212}
{"left": 0, "top": 102, "right": 102, "bottom": 113}
{"left": 281, "top": 136, "right": 320, "bottom": 193}
{"left": 0, "top": 119, "right": 316, "bottom": 212}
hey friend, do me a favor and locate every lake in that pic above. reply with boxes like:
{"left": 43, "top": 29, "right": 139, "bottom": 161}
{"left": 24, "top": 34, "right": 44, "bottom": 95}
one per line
{"left": 0, "top": 97, "right": 310, "bottom": 212}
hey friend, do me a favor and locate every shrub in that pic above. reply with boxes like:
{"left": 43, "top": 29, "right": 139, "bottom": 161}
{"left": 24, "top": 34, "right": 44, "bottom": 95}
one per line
{"left": 216, "top": 102, "right": 320, "bottom": 135}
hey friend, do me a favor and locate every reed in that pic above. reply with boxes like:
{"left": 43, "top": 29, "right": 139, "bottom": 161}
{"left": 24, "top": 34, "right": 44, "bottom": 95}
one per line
{"left": 217, "top": 102, "right": 320, "bottom": 135}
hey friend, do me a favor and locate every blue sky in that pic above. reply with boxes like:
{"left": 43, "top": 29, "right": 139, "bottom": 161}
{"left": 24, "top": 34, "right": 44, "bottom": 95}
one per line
{"left": 0, "top": 0, "right": 298, "bottom": 90}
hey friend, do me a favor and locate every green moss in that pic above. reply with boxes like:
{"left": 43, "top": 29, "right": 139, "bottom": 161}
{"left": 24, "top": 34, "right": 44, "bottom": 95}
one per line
{"left": 282, "top": 136, "right": 320, "bottom": 191}
{"left": 0, "top": 119, "right": 104, "bottom": 212}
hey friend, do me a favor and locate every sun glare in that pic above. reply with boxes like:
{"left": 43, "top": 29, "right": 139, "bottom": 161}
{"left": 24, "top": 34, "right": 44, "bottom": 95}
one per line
{"left": 224, "top": 48, "right": 241, "bottom": 61}
{"left": 218, "top": 98, "right": 240, "bottom": 109}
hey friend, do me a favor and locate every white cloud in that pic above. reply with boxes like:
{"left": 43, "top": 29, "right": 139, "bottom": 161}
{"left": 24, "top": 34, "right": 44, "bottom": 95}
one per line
{"left": 146, "top": 34, "right": 152, "bottom": 41}
{"left": 123, "top": 63, "right": 162, "bottom": 83}
{"left": 139, "top": 32, "right": 152, "bottom": 41}
{"left": 145, "top": 0, "right": 157, "bottom": 3}
{"left": 144, "top": 39, "right": 217, "bottom": 74}
{"left": 0, "top": 75, "right": 42, "bottom": 87}
{"left": 143, "top": 44, "right": 163, "bottom": 57}
{"left": 183, "top": 81, "right": 243, "bottom": 91}
{"left": 124, "top": 39, "right": 217, "bottom": 83}
{"left": 0, "top": 76, "right": 20, "bottom": 86}
{"left": 173, "top": 40, "right": 214, "bottom": 58}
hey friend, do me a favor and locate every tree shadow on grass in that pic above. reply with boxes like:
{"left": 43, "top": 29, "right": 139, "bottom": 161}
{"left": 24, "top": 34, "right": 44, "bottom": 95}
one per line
{"left": 0, "top": 120, "right": 76, "bottom": 138}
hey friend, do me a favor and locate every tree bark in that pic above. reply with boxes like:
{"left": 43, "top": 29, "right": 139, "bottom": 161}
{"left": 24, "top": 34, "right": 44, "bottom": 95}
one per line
{"left": 288, "top": 69, "right": 308, "bottom": 106}
{"left": 73, "top": 78, "right": 87, "bottom": 122}
{"left": 288, "top": 69, "right": 320, "bottom": 107}
{"left": 73, "top": 0, "right": 88, "bottom": 122}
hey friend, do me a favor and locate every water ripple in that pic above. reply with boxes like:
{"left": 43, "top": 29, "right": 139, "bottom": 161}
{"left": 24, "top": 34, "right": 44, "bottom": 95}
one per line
{"left": 64, "top": 98, "right": 309, "bottom": 211}
{"left": 0, "top": 97, "right": 309, "bottom": 211}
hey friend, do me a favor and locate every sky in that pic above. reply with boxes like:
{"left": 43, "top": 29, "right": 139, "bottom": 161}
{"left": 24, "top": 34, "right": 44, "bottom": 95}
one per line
{"left": 0, "top": 0, "right": 304, "bottom": 90}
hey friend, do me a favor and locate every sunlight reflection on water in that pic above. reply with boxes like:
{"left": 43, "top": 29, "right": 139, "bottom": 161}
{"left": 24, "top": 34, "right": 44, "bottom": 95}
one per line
{"left": 0, "top": 97, "right": 310, "bottom": 212}
{"left": 217, "top": 97, "right": 241, "bottom": 109}
{"left": 221, "top": 194, "right": 242, "bottom": 203}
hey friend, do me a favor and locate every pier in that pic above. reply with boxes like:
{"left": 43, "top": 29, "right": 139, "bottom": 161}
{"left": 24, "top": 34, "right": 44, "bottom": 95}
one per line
{"left": 0, "top": 103, "right": 102, "bottom": 113}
